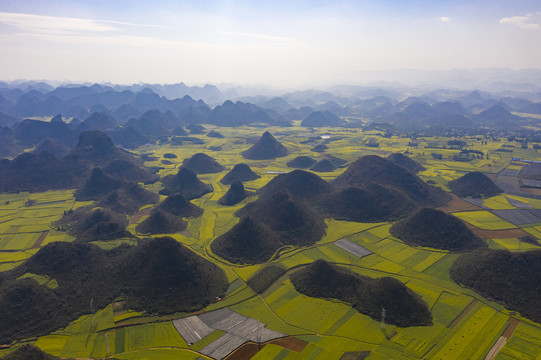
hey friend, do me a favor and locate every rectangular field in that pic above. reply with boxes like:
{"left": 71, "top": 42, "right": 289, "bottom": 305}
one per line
{"left": 333, "top": 239, "right": 373, "bottom": 258}
{"left": 200, "top": 332, "right": 247, "bottom": 360}
{"left": 172, "top": 316, "right": 214, "bottom": 345}
{"left": 491, "top": 209, "right": 541, "bottom": 226}
{"left": 452, "top": 211, "right": 516, "bottom": 230}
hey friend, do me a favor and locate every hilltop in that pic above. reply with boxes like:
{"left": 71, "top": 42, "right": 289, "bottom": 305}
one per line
{"left": 290, "top": 260, "right": 432, "bottom": 327}
{"left": 287, "top": 156, "right": 317, "bottom": 169}
{"left": 96, "top": 182, "right": 159, "bottom": 215}
{"left": 106, "top": 126, "right": 150, "bottom": 149}
{"left": 136, "top": 209, "right": 187, "bottom": 235}
{"left": 390, "top": 208, "right": 486, "bottom": 251}
{"left": 67, "top": 130, "right": 140, "bottom": 166}
{"left": 387, "top": 153, "right": 425, "bottom": 173}
{"left": 73, "top": 167, "right": 159, "bottom": 215}
{"left": 103, "top": 159, "right": 159, "bottom": 184}
{"left": 74, "top": 167, "right": 122, "bottom": 200}
{"left": 122, "top": 237, "right": 228, "bottom": 313}
{"left": 160, "top": 167, "right": 213, "bottom": 199}
{"left": 77, "top": 112, "right": 120, "bottom": 132}
{"left": 14, "top": 119, "right": 77, "bottom": 148}
{"left": 32, "top": 137, "right": 71, "bottom": 158}
{"left": 318, "top": 184, "right": 415, "bottom": 222}
{"left": 310, "top": 159, "right": 337, "bottom": 172}
{"left": 242, "top": 131, "right": 288, "bottom": 160}
{"left": 155, "top": 194, "right": 203, "bottom": 218}
{"left": 54, "top": 207, "right": 132, "bottom": 242}
{"left": 218, "top": 181, "right": 251, "bottom": 206}
{"left": 332, "top": 155, "right": 450, "bottom": 207}
{"left": 0, "top": 151, "right": 89, "bottom": 193}
{"left": 182, "top": 153, "right": 225, "bottom": 174}
{"left": 211, "top": 217, "right": 280, "bottom": 264}
{"left": 214, "top": 190, "right": 326, "bottom": 264}
{"left": 236, "top": 191, "right": 326, "bottom": 247}
{"left": 450, "top": 249, "right": 541, "bottom": 323}
{"left": 220, "top": 163, "right": 260, "bottom": 184}
{"left": 257, "top": 169, "right": 332, "bottom": 200}
{"left": 447, "top": 171, "right": 503, "bottom": 198}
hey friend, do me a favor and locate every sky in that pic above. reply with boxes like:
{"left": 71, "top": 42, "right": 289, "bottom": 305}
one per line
{"left": 0, "top": 0, "right": 540, "bottom": 87}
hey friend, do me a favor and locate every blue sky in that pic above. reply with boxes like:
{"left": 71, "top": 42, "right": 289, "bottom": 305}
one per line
{"left": 0, "top": 0, "right": 540, "bottom": 87}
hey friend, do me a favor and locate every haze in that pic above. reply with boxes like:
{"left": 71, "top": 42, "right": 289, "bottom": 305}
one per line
{"left": 1, "top": 0, "right": 540, "bottom": 87}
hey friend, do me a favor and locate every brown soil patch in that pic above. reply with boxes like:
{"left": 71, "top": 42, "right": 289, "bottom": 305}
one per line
{"left": 437, "top": 194, "right": 483, "bottom": 213}
{"left": 484, "top": 318, "right": 520, "bottom": 360}
{"left": 268, "top": 337, "right": 308, "bottom": 352}
{"left": 224, "top": 337, "right": 308, "bottom": 360}
{"left": 449, "top": 299, "right": 478, "bottom": 329}
{"left": 463, "top": 222, "right": 528, "bottom": 239}
{"left": 32, "top": 230, "right": 49, "bottom": 248}
{"left": 502, "top": 318, "right": 519, "bottom": 339}
{"left": 129, "top": 207, "right": 152, "bottom": 225}
{"left": 522, "top": 188, "right": 541, "bottom": 196}
{"left": 225, "top": 343, "right": 262, "bottom": 360}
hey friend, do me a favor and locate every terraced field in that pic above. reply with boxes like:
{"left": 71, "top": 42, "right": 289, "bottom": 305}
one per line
{"left": 1, "top": 128, "right": 541, "bottom": 360}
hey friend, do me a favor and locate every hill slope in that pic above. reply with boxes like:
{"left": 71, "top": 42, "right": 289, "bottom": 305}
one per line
{"left": 182, "top": 153, "right": 225, "bottom": 174}
{"left": 160, "top": 167, "right": 212, "bottom": 199}
{"left": 218, "top": 181, "right": 250, "bottom": 206}
{"left": 136, "top": 209, "right": 187, "bottom": 234}
{"left": 155, "top": 194, "right": 203, "bottom": 218}
{"left": 67, "top": 130, "right": 140, "bottom": 166}
{"left": 291, "top": 260, "right": 432, "bottom": 327}
{"left": 54, "top": 207, "right": 132, "bottom": 242}
{"left": 211, "top": 217, "right": 281, "bottom": 264}
{"left": 220, "top": 163, "right": 260, "bottom": 184}
{"left": 450, "top": 249, "right": 541, "bottom": 322}
{"left": 242, "top": 131, "right": 288, "bottom": 160}
{"left": 236, "top": 191, "right": 326, "bottom": 247}
{"left": 447, "top": 171, "right": 503, "bottom": 198}
{"left": 332, "top": 155, "right": 450, "bottom": 207}
{"left": 387, "top": 153, "right": 425, "bottom": 173}
{"left": 257, "top": 169, "right": 332, "bottom": 200}
{"left": 0, "top": 238, "right": 228, "bottom": 343}
{"left": 286, "top": 156, "right": 317, "bottom": 169}
{"left": 318, "top": 184, "right": 415, "bottom": 222}
{"left": 390, "top": 208, "right": 486, "bottom": 251}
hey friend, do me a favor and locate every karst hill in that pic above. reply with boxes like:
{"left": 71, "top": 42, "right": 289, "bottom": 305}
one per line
{"left": 0, "top": 238, "right": 228, "bottom": 343}
{"left": 242, "top": 131, "right": 288, "bottom": 160}
{"left": 160, "top": 167, "right": 213, "bottom": 199}
{"left": 332, "top": 155, "right": 450, "bottom": 207}
{"left": 182, "top": 152, "right": 225, "bottom": 174}
{"left": 390, "top": 208, "right": 486, "bottom": 251}
{"left": 220, "top": 163, "right": 260, "bottom": 184}
{"left": 447, "top": 171, "right": 503, "bottom": 198}
{"left": 387, "top": 153, "right": 426, "bottom": 173}
{"left": 451, "top": 249, "right": 541, "bottom": 323}
{"left": 290, "top": 260, "right": 433, "bottom": 327}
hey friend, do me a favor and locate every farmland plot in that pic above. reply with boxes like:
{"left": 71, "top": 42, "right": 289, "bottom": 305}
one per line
{"left": 453, "top": 211, "right": 516, "bottom": 230}
{"left": 491, "top": 209, "right": 541, "bottom": 226}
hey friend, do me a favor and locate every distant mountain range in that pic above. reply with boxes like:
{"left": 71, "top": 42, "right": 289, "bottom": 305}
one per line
{"left": 0, "top": 79, "right": 540, "bottom": 150}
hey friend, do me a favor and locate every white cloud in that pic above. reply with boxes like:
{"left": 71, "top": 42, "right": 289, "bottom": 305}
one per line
{"left": 0, "top": 11, "right": 307, "bottom": 52}
{"left": 0, "top": 11, "right": 169, "bottom": 37}
{"left": 440, "top": 17, "right": 452, "bottom": 23}
{"left": 499, "top": 13, "right": 541, "bottom": 30}
{"left": 0, "top": 12, "right": 119, "bottom": 34}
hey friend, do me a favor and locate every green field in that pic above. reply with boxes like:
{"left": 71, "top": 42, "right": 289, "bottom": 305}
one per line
{"left": 452, "top": 211, "right": 516, "bottom": 230}
{"left": 1, "top": 128, "right": 541, "bottom": 360}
